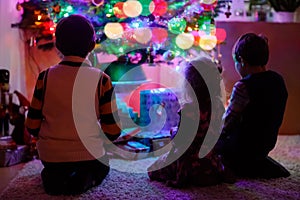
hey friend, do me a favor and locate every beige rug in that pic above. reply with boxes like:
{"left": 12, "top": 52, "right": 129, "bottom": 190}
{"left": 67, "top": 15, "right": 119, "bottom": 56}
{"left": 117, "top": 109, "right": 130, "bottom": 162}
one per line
{"left": 0, "top": 135, "right": 299, "bottom": 200}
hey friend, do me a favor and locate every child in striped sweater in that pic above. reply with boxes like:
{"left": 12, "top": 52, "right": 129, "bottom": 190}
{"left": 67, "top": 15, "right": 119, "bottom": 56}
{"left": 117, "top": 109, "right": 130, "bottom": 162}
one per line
{"left": 26, "top": 15, "right": 121, "bottom": 195}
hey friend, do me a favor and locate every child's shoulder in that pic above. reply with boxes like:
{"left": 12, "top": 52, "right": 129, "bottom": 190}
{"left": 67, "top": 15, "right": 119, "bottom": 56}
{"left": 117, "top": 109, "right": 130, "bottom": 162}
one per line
{"left": 37, "top": 68, "right": 50, "bottom": 80}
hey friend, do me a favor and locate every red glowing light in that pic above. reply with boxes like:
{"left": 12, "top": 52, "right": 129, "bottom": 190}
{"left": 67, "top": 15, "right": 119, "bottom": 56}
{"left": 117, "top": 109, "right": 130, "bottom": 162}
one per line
{"left": 113, "top": 2, "right": 127, "bottom": 19}
{"left": 151, "top": 27, "right": 168, "bottom": 43}
{"left": 152, "top": 0, "right": 168, "bottom": 17}
{"left": 191, "top": 31, "right": 200, "bottom": 46}
{"left": 215, "top": 28, "right": 227, "bottom": 44}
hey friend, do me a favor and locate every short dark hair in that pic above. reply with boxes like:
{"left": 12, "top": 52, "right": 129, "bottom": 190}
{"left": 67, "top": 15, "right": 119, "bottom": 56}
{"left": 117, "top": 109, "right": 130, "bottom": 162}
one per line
{"left": 55, "top": 15, "right": 95, "bottom": 58}
{"left": 233, "top": 33, "right": 269, "bottom": 66}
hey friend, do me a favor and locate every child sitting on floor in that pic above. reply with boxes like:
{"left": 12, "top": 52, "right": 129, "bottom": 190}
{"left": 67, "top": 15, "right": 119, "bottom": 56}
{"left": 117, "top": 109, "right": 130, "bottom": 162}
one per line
{"left": 26, "top": 15, "right": 121, "bottom": 195}
{"left": 215, "top": 33, "right": 290, "bottom": 179}
{"left": 148, "top": 55, "right": 234, "bottom": 187}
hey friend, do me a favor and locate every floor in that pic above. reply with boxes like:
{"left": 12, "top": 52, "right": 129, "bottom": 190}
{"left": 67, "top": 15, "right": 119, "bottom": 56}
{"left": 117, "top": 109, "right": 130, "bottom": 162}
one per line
{"left": 0, "top": 128, "right": 151, "bottom": 194}
{"left": 0, "top": 162, "right": 25, "bottom": 193}
{"left": 1, "top": 134, "right": 297, "bottom": 195}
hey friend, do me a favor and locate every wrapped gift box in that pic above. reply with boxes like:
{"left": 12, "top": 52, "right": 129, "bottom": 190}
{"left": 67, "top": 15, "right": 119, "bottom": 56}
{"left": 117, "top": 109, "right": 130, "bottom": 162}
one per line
{"left": 107, "top": 141, "right": 150, "bottom": 160}
{"left": 139, "top": 88, "right": 180, "bottom": 132}
{"left": 0, "top": 145, "right": 29, "bottom": 167}
{"left": 0, "top": 136, "right": 29, "bottom": 167}
{"left": 133, "top": 130, "right": 172, "bottom": 156}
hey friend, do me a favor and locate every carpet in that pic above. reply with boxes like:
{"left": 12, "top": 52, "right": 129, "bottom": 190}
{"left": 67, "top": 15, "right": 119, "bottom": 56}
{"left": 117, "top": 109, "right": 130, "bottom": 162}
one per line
{"left": 0, "top": 135, "right": 299, "bottom": 200}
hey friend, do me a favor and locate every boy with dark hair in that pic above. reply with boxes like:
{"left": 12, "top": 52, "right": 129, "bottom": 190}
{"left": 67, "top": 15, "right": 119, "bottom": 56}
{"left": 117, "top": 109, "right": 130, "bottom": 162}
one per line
{"left": 216, "top": 33, "right": 290, "bottom": 179}
{"left": 26, "top": 15, "right": 121, "bottom": 195}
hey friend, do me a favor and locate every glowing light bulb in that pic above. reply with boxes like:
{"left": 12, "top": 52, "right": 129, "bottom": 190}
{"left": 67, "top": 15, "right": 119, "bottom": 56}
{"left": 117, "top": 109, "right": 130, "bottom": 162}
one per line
{"left": 215, "top": 28, "right": 227, "bottom": 44}
{"left": 123, "top": 0, "right": 143, "bottom": 18}
{"left": 113, "top": 2, "right": 127, "bottom": 19}
{"left": 104, "top": 23, "right": 124, "bottom": 39}
{"left": 134, "top": 28, "right": 152, "bottom": 44}
{"left": 66, "top": 5, "right": 73, "bottom": 13}
{"left": 199, "top": 35, "right": 217, "bottom": 50}
{"left": 175, "top": 33, "right": 194, "bottom": 49}
{"left": 151, "top": 27, "right": 168, "bottom": 43}
{"left": 201, "top": 0, "right": 217, "bottom": 4}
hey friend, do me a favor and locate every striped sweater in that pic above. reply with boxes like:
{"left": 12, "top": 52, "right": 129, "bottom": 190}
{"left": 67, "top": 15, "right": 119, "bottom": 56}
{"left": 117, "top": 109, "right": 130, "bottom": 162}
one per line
{"left": 25, "top": 56, "right": 121, "bottom": 162}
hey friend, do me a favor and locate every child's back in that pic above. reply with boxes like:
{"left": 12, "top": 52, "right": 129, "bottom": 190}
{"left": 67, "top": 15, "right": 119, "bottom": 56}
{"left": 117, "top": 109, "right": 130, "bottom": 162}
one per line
{"left": 26, "top": 15, "right": 121, "bottom": 195}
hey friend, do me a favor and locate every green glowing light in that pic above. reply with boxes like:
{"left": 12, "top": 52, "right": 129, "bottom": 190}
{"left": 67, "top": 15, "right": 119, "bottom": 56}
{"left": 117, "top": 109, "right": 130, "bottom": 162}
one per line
{"left": 168, "top": 18, "right": 187, "bottom": 34}
{"left": 66, "top": 6, "right": 73, "bottom": 13}
{"left": 140, "top": 0, "right": 152, "bottom": 16}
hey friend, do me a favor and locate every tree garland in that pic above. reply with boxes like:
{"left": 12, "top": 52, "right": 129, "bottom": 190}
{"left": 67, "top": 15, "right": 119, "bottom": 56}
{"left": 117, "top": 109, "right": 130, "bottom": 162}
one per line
{"left": 13, "top": 0, "right": 232, "bottom": 64}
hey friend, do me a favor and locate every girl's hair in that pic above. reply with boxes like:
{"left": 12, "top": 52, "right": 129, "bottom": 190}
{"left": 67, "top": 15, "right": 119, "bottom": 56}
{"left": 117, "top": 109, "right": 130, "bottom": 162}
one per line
{"left": 55, "top": 15, "right": 95, "bottom": 58}
{"left": 182, "top": 56, "right": 222, "bottom": 112}
{"left": 233, "top": 33, "right": 269, "bottom": 66}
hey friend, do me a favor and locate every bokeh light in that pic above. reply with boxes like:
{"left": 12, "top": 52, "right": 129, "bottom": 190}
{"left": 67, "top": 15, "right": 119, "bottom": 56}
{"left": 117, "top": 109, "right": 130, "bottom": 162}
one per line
{"left": 168, "top": 17, "right": 187, "bottom": 34}
{"left": 113, "top": 2, "right": 127, "bottom": 19}
{"left": 176, "top": 33, "right": 194, "bottom": 49}
{"left": 66, "top": 5, "right": 73, "bottom": 13}
{"left": 121, "top": 23, "right": 136, "bottom": 42}
{"left": 123, "top": 0, "right": 143, "bottom": 18}
{"left": 92, "top": 0, "right": 104, "bottom": 7}
{"left": 200, "top": 0, "right": 218, "bottom": 11}
{"left": 140, "top": 0, "right": 154, "bottom": 16}
{"left": 215, "top": 28, "right": 227, "bottom": 44}
{"left": 104, "top": 23, "right": 124, "bottom": 39}
{"left": 149, "top": 1, "right": 155, "bottom": 13}
{"left": 134, "top": 28, "right": 152, "bottom": 44}
{"left": 151, "top": 27, "right": 168, "bottom": 43}
{"left": 152, "top": 0, "right": 168, "bottom": 16}
{"left": 200, "top": 0, "right": 217, "bottom": 4}
{"left": 104, "top": 3, "right": 114, "bottom": 17}
{"left": 199, "top": 34, "right": 217, "bottom": 50}
{"left": 191, "top": 31, "right": 200, "bottom": 46}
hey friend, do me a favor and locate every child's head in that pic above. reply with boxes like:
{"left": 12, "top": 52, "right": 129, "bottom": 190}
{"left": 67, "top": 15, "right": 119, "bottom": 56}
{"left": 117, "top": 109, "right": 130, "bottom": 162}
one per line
{"left": 182, "top": 55, "right": 221, "bottom": 110}
{"left": 233, "top": 33, "right": 269, "bottom": 67}
{"left": 55, "top": 15, "right": 95, "bottom": 58}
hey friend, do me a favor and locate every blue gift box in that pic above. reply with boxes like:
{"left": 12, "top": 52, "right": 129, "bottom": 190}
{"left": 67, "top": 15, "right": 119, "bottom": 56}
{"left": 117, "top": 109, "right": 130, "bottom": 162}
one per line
{"left": 139, "top": 88, "right": 180, "bottom": 132}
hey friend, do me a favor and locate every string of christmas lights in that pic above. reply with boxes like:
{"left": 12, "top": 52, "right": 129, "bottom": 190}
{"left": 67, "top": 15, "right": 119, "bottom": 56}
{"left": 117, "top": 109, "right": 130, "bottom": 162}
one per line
{"left": 13, "top": 0, "right": 232, "bottom": 64}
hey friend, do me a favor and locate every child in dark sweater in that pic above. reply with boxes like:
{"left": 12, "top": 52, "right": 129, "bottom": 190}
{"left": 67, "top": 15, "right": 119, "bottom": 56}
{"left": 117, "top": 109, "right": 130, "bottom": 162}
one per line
{"left": 216, "top": 33, "right": 290, "bottom": 179}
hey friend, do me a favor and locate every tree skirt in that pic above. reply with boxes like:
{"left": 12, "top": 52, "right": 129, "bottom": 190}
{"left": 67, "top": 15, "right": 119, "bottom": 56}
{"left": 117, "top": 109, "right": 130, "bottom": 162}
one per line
{"left": 0, "top": 135, "right": 299, "bottom": 200}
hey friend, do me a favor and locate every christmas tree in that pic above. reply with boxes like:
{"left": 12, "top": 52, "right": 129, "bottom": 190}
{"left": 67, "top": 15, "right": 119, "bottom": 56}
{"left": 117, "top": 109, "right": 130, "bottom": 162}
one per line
{"left": 14, "top": 0, "right": 231, "bottom": 66}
